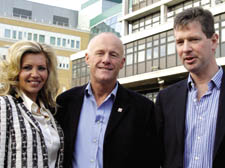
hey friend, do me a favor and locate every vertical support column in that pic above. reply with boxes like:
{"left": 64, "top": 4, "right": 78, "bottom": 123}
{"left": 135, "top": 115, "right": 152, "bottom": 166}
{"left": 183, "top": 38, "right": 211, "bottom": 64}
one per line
{"left": 121, "top": 0, "right": 129, "bottom": 36}
{"left": 160, "top": 4, "right": 167, "bottom": 24}
{"left": 122, "top": 20, "right": 129, "bottom": 36}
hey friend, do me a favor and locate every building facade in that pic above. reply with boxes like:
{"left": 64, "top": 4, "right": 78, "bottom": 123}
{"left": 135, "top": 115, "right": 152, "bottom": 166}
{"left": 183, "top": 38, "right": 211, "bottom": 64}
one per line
{"left": 71, "top": 0, "right": 225, "bottom": 102}
{"left": 78, "top": 0, "right": 122, "bottom": 30}
{"left": 71, "top": 0, "right": 122, "bottom": 87}
{"left": 0, "top": 0, "right": 90, "bottom": 93}
{"left": 90, "top": 3, "right": 122, "bottom": 38}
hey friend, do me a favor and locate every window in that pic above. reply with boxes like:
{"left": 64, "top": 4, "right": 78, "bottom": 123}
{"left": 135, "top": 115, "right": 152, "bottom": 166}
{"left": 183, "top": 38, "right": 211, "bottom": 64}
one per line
{"left": 76, "top": 41, "right": 80, "bottom": 49}
{"left": 146, "top": 48, "right": 152, "bottom": 60}
{"left": 4, "top": 29, "right": 11, "bottom": 38}
{"left": 139, "top": 43, "right": 145, "bottom": 50}
{"left": 222, "top": 28, "right": 225, "bottom": 42}
{"left": 50, "top": 37, "right": 56, "bottom": 45}
{"left": 63, "top": 39, "right": 66, "bottom": 47}
{"left": 39, "top": 35, "right": 45, "bottom": 43}
{"left": 13, "top": 30, "right": 17, "bottom": 39}
{"left": 13, "top": 8, "right": 32, "bottom": 19}
{"left": 201, "top": 0, "right": 210, "bottom": 5}
{"left": 18, "top": 31, "right": 23, "bottom": 40}
{"left": 71, "top": 40, "right": 75, "bottom": 48}
{"left": 57, "top": 56, "right": 70, "bottom": 70}
{"left": 138, "top": 51, "right": 145, "bottom": 62}
{"left": 152, "top": 13, "right": 160, "bottom": 26}
{"left": 147, "top": 41, "right": 152, "bottom": 48}
{"left": 167, "top": 42, "right": 175, "bottom": 55}
{"left": 33, "top": 34, "right": 38, "bottom": 41}
{"left": 160, "top": 45, "right": 166, "bottom": 57}
{"left": 168, "top": 35, "right": 174, "bottom": 42}
{"left": 126, "top": 54, "right": 133, "bottom": 65}
{"left": 28, "top": 33, "right": 32, "bottom": 40}
{"left": 153, "top": 47, "right": 159, "bottom": 58}
{"left": 53, "top": 15, "right": 69, "bottom": 27}
{"left": 57, "top": 38, "right": 61, "bottom": 46}
{"left": 81, "top": 67, "right": 86, "bottom": 77}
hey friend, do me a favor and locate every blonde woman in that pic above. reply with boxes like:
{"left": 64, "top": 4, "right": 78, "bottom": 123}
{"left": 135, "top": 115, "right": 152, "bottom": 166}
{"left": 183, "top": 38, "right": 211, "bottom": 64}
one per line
{"left": 0, "top": 41, "right": 64, "bottom": 168}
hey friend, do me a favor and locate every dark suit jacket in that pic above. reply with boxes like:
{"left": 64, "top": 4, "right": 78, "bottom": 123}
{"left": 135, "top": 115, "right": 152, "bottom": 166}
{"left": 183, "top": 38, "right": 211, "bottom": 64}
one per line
{"left": 155, "top": 71, "right": 225, "bottom": 168}
{"left": 56, "top": 83, "right": 159, "bottom": 168}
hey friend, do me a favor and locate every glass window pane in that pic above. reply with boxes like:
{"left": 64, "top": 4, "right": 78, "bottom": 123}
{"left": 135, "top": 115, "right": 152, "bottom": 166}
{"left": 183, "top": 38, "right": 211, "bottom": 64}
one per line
{"left": 63, "top": 39, "right": 66, "bottom": 46}
{"left": 139, "top": 44, "right": 145, "bottom": 50}
{"left": 126, "top": 54, "right": 133, "bottom": 65}
{"left": 138, "top": 50, "right": 145, "bottom": 62}
{"left": 145, "top": 16, "right": 152, "bottom": 25}
{"left": 168, "top": 35, "right": 174, "bottom": 42}
{"left": 153, "top": 47, "right": 159, "bottom": 58}
{"left": 140, "top": 19, "right": 144, "bottom": 27}
{"left": 134, "top": 52, "right": 137, "bottom": 63}
{"left": 28, "top": 33, "right": 32, "bottom": 40}
{"left": 215, "top": 23, "right": 219, "bottom": 29}
{"left": 147, "top": 48, "right": 152, "bottom": 60}
{"left": 147, "top": 41, "right": 152, "bottom": 48}
{"left": 76, "top": 41, "right": 80, "bottom": 49}
{"left": 4, "top": 29, "right": 11, "bottom": 38}
{"left": 50, "top": 36, "right": 56, "bottom": 45}
{"left": 161, "top": 38, "right": 166, "bottom": 44}
{"left": 71, "top": 40, "right": 75, "bottom": 48}
{"left": 154, "top": 39, "right": 159, "bottom": 45}
{"left": 167, "top": 42, "right": 176, "bottom": 55}
{"left": 39, "top": 35, "right": 45, "bottom": 43}
{"left": 18, "top": 31, "right": 22, "bottom": 40}
{"left": 222, "top": 29, "right": 225, "bottom": 42}
{"left": 153, "top": 14, "right": 160, "bottom": 22}
{"left": 160, "top": 45, "right": 166, "bottom": 57}
{"left": 222, "top": 21, "right": 225, "bottom": 27}
{"left": 201, "top": 0, "right": 210, "bottom": 5}
{"left": 167, "top": 11, "right": 174, "bottom": 18}
{"left": 33, "top": 34, "right": 37, "bottom": 41}
{"left": 133, "top": 21, "right": 139, "bottom": 29}
{"left": 127, "top": 47, "right": 133, "bottom": 53}
{"left": 13, "top": 30, "right": 17, "bottom": 39}
{"left": 57, "top": 38, "right": 61, "bottom": 46}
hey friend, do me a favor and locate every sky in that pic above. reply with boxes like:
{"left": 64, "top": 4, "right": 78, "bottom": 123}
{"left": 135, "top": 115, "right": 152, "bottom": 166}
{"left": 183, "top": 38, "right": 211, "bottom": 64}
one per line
{"left": 28, "top": 0, "right": 81, "bottom": 11}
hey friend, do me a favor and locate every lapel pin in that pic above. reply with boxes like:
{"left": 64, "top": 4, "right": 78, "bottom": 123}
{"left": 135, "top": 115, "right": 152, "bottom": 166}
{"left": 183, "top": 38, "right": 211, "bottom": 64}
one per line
{"left": 117, "top": 108, "right": 123, "bottom": 112}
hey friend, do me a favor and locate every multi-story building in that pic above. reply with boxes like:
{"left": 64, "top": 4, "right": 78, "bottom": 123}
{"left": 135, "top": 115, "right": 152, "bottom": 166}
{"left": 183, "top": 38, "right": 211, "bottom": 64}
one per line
{"left": 89, "top": 3, "right": 122, "bottom": 38}
{"left": 119, "top": 0, "right": 225, "bottom": 101}
{"left": 0, "top": 0, "right": 90, "bottom": 93}
{"left": 71, "top": 0, "right": 122, "bottom": 87}
{"left": 71, "top": 0, "right": 225, "bottom": 102}
{"left": 78, "top": 0, "right": 122, "bottom": 30}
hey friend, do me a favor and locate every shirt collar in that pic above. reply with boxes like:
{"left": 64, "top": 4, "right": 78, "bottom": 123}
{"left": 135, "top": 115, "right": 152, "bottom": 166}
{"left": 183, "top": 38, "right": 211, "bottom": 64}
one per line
{"left": 85, "top": 82, "right": 118, "bottom": 101}
{"left": 20, "top": 91, "right": 47, "bottom": 113}
{"left": 187, "top": 67, "right": 223, "bottom": 90}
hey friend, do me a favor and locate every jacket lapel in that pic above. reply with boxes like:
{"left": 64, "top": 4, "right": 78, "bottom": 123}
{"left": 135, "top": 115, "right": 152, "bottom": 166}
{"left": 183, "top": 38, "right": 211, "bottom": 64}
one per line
{"left": 68, "top": 86, "right": 86, "bottom": 145}
{"left": 14, "top": 98, "right": 42, "bottom": 132}
{"left": 104, "top": 84, "right": 130, "bottom": 137}
{"left": 175, "top": 80, "right": 188, "bottom": 150}
{"left": 213, "top": 70, "right": 225, "bottom": 159}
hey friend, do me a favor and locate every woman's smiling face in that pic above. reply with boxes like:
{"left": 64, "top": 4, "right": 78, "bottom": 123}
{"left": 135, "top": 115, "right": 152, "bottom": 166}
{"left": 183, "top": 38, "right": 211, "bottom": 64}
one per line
{"left": 18, "top": 53, "right": 48, "bottom": 102}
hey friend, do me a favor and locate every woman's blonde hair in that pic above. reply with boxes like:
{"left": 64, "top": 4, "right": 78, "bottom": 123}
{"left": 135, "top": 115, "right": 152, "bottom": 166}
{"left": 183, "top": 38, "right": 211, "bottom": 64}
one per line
{"left": 0, "top": 40, "right": 59, "bottom": 108}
